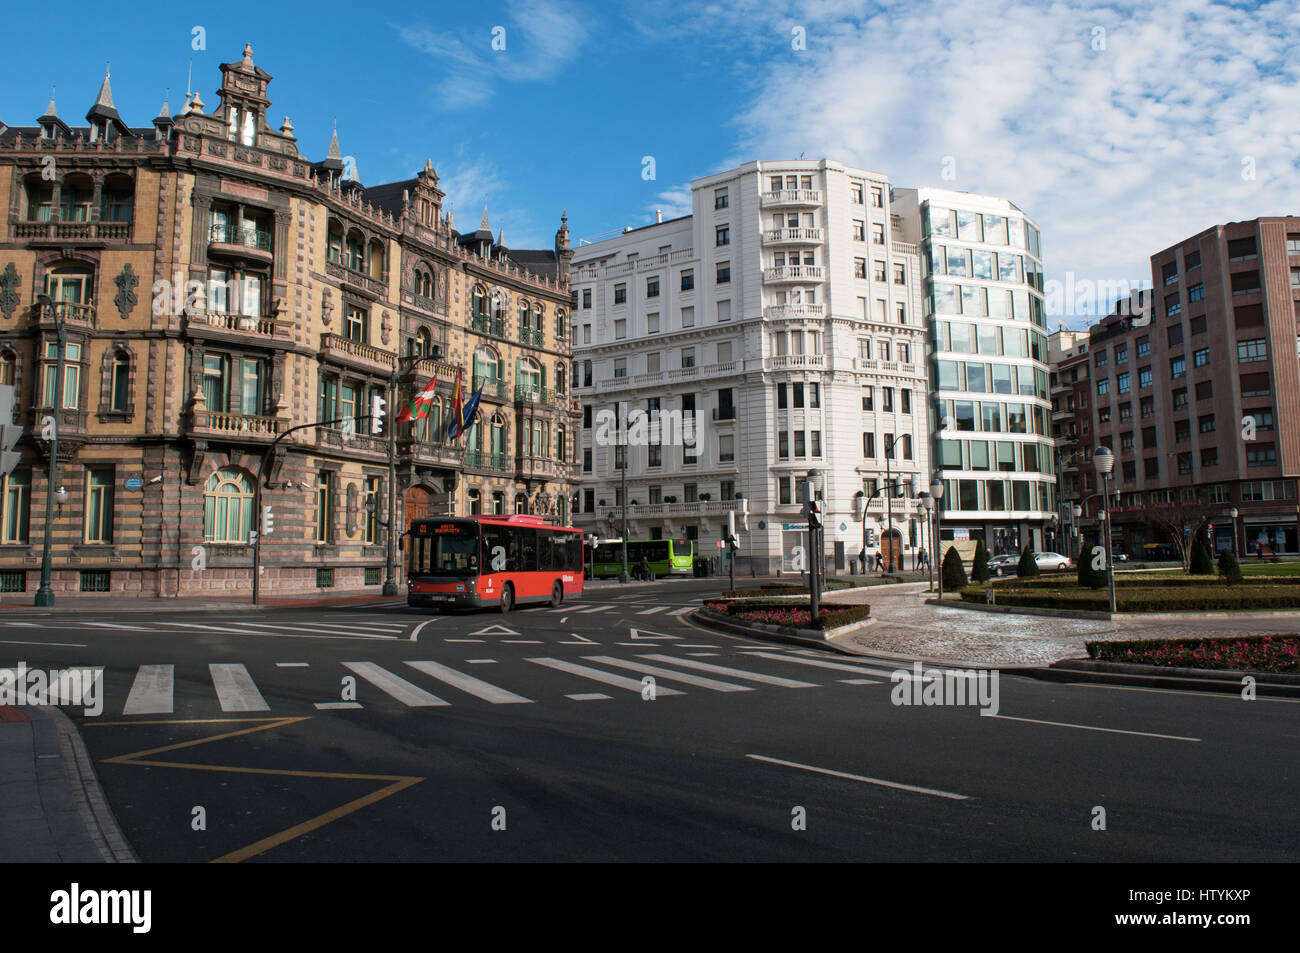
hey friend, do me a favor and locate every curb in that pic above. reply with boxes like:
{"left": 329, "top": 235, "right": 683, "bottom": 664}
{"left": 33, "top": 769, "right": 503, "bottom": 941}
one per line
{"left": 688, "top": 608, "right": 873, "bottom": 656}
{"left": 1027, "top": 659, "right": 1300, "bottom": 698}
{"left": 932, "top": 598, "right": 1300, "bottom": 621}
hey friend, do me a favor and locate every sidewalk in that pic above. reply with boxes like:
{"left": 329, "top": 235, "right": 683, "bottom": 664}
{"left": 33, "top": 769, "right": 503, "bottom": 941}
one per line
{"left": 0, "top": 705, "right": 133, "bottom": 862}
{"left": 0, "top": 588, "right": 414, "bottom": 613}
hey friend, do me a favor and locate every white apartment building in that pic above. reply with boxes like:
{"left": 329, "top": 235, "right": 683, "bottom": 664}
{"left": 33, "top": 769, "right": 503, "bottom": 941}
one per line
{"left": 570, "top": 159, "right": 930, "bottom": 574}
{"left": 893, "top": 187, "right": 1055, "bottom": 556}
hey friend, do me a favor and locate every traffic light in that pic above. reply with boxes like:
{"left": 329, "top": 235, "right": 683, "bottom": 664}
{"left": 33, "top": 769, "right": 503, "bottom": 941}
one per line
{"left": 370, "top": 393, "right": 386, "bottom": 434}
{"left": 804, "top": 499, "right": 822, "bottom": 529}
{"left": 0, "top": 384, "right": 20, "bottom": 476}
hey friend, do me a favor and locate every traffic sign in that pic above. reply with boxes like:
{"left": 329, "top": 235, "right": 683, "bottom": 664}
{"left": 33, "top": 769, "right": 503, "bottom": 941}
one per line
{"left": 124, "top": 477, "right": 143, "bottom": 491}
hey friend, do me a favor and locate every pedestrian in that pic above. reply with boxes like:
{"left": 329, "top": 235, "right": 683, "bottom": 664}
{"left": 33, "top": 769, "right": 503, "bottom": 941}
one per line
{"left": 639, "top": 555, "right": 652, "bottom": 582}
{"left": 874, "top": 551, "right": 884, "bottom": 573}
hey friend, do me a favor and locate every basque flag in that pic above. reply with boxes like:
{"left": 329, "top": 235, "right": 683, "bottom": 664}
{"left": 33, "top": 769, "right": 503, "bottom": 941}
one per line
{"left": 446, "top": 370, "right": 464, "bottom": 440}
{"left": 460, "top": 384, "right": 485, "bottom": 434}
{"left": 396, "top": 377, "right": 438, "bottom": 423}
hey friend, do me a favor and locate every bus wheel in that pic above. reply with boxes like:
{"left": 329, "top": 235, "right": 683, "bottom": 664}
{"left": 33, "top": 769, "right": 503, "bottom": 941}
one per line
{"left": 550, "top": 580, "right": 564, "bottom": 608}
{"left": 499, "top": 583, "right": 514, "bottom": 614}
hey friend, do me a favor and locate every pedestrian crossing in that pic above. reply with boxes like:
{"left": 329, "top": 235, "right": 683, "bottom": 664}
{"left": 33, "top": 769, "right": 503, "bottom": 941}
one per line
{"left": 90, "top": 647, "right": 924, "bottom": 718}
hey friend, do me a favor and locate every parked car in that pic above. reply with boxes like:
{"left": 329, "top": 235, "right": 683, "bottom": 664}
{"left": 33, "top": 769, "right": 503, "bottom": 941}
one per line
{"left": 987, "top": 554, "right": 1019, "bottom": 576}
{"left": 1034, "top": 551, "right": 1073, "bottom": 571}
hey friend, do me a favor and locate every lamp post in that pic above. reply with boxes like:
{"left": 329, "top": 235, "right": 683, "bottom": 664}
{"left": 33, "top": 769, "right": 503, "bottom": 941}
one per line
{"left": 917, "top": 493, "right": 932, "bottom": 584}
{"left": 883, "top": 434, "right": 897, "bottom": 571}
{"left": 1229, "top": 506, "right": 1239, "bottom": 557}
{"left": 806, "top": 468, "right": 823, "bottom": 618}
{"left": 930, "top": 477, "right": 944, "bottom": 598}
{"left": 34, "top": 293, "right": 65, "bottom": 607}
{"left": 1072, "top": 503, "right": 1082, "bottom": 555}
{"left": 1094, "top": 446, "right": 1117, "bottom": 613}
{"left": 1049, "top": 512, "right": 1059, "bottom": 553}
{"left": 619, "top": 404, "right": 629, "bottom": 584}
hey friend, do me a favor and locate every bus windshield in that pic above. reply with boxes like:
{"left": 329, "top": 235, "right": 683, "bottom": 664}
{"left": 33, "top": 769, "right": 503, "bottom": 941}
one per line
{"left": 410, "top": 521, "right": 480, "bottom": 576}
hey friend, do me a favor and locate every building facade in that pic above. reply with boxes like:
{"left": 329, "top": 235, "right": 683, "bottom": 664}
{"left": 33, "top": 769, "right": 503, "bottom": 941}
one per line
{"left": 1048, "top": 325, "right": 1091, "bottom": 555}
{"left": 1080, "top": 218, "right": 1300, "bottom": 557}
{"left": 893, "top": 187, "right": 1055, "bottom": 556}
{"left": 0, "top": 47, "right": 578, "bottom": 597}
{"left": 569, "top": 159, "right": 929, "bottom": 574}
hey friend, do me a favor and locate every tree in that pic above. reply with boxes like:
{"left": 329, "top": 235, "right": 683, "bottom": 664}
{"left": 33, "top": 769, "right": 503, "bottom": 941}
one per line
{"left": 1017, "top": 545, "right": 1039, "bottom": 578}
{"left": 1189, "top": 538, "right": 1215, "bottom": 575}
{"left": 942, "top": 545, "right": 968, "bottom": 591}
{"left": 1077, "top": 543, "right": 1106, "bottom": 589}
{"left": 972, "top": 540, "right": 990, "bottom": 582}
{"left": 1145, "top": 497, "right": 1217, "bottom": 571}
{"left": 1218, "top": 549, "right": 1243, "bottom": 586}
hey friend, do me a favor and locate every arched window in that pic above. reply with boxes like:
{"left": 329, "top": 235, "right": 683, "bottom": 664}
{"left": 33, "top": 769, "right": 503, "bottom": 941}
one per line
{"left": 556, "top": 308, "right": 567, "bottom": 342}
{"left": 491, "top": 291, "right": 504, "bottom": 322}
{"left": 24, "top": 174, "right": 54, "bottom": 222}
{"left": 327, "top": 221, "right": 344, "bottom": 264}
{"left": 555, "top": 363, "right": 566, "bottom": 396}
{"left": 473, "top": 346, "right": 500, "bottom": 386}
{"left": 203, "top": 468, "right": 254, "bottom": 543}
{"left": 109, "top": 350, "right": 130, "bottom": 412}
{"left": 557, "top": 425, "right": 567, "bottom": 462}
{"left": 471, "top": 285, "right": 487, "bottom": 319}
{"left": 531, "top": 303, "right": 543, "bottom": 332}
{"left": 517, "top": 301, "right": 529, "bottom": 338}
{"left": 367, "top": 238, "right": 385, "bottom": 279}
{"left": 346, "top": 229, "right": 366, "bottom": 272}
{"left": 515, "top": 493, "right": 528, "bottom": 514}
{"left": 0, "top": 350, "right": 15, "bottom": 386}
{"left": 467, "top": 488, "right": 481, "bottom": 515}
{"left": 60, "top": 173, "right": 93, "bottom": 222}
{"left": 422, "top": 396, "right": 442, "bottom": 443}
{"left": 490, "top": 413, "right": 506, "bottom": 460}
{"left": 415, "top": 267, "right": 433, "bottom": 298}
{"left": 100, "top": 173, "right": 134, "bottom": 223}
{"left": 415, "top": 327, "right": 432, "bottom": 357}
{"left": 517, "top": 357, "right": 541, "bottom": 398}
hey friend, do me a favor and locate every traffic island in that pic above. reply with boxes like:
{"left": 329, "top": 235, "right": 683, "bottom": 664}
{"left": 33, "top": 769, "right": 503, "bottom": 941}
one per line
{"left": 693, "top": 598, "right": 873, "bottom": 652}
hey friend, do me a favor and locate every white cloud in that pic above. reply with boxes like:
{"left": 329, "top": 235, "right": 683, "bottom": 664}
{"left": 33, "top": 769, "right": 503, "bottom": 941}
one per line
{"left": 655, "top": 0, "right": 1300, "bottom": 325}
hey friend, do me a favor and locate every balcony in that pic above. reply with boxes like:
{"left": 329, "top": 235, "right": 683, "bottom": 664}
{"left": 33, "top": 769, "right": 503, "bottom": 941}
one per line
{"left": 472, "top": 374, "right": 509, "bottom": 401}
{"left": 470, "top": 314, "right": 506, "bottom": 338}
{"left": 762, "top": 227, "right": 824, "bottom": 245}
{"left": 613, "top": 498, "right": 749, "bottom": 519}
{"left": 516, "top": 454, "right": 567, "bottom": 481}
{"left": 514, "top": 382, "right": 549, "bottom": 404}
{"left": 517, "top": 327, "right": 546, "bottom": 349}
{"left": 191, "top": 410, "right": 282, "bottom": 439}
{"left": 325, "top": 258, "right": 387, "bottom": 297}
{"left": 464, "top": 450, "right": 511, "bottom": 472}
{"left": 668, "top": 360, "right": 741, "bottom": 381}
{"left": 764, "top": 304, "right": 824, "bottom": 320}
{"left": 191, "top": 311, "right": 277, "bottom": 339}
{"left": 765, "top": 355, "right": 825, "bottom": 371}
{"left": 318, "top": 426, "right": 387, "bottom": 456}
{"left": 320, "top": 332, "right": 396, "bottom": 373}
{"left": 36, "top": 301, "right": 96, "bottom": 329}
{"left": 13, "top": 220, "right": 132, "bottom": 242}
{"left": 410, "top": 355, "right": 460, "bottom": 385}
{"left": 712, "top": 407, "right": 737, "bottom": 421}
{"left": 399, "top": 439, "right": 463, "bottom": 469}
{"left": 763, "top": 265, "right": 824, "bottom": 283}
{"left": 209, "top": 223, "right": 273, "bottom": 263}
{"left": 761, "top": 189, "right": 822, "bottom": 207}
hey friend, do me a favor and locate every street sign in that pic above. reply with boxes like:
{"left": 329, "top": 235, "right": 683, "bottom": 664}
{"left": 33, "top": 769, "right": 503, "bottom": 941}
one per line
{"left": 124, "top": 476, "right": 143, "bottom": 491}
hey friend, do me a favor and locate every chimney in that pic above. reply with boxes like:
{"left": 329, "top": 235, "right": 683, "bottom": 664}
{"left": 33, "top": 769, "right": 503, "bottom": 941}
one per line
{"left": 656, "top": 209, "right": 663, "bottom": 224}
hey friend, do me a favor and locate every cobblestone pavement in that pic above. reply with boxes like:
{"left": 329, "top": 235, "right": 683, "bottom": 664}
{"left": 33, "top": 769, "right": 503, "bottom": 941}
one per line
{"left": 824, "top": 583, "right": 1300, "bottom": 666}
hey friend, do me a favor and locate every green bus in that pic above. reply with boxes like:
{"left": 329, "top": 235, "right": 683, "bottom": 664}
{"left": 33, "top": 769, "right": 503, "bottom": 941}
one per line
{"left": 591, "top": 538, "right": 694, "bottom": 578}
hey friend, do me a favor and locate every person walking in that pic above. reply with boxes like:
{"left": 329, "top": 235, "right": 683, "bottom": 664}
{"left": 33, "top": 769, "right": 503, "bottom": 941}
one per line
{"left": 874, "top": 550, "right": 884, "bottom": 573}
{"left": 639, "top": 555, "right": 653, "bottom": 582}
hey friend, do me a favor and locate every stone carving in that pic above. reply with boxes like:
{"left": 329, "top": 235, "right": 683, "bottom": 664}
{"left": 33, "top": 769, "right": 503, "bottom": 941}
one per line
{"left": 113, "top": 263, "right": 139, "bottom": 320}
{"left": 0, "top": 263, "right": 19, "bottom": 320}
{"left": 321, "top": 287, "right": 334, "bottom": 327}
{"left": 380, "top": 309, "right": 392, "bottom": 344}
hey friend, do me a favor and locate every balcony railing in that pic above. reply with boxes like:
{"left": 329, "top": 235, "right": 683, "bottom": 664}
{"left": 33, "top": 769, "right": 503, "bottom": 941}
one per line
{"left": 765, "top": 355, "right": 825, "bottom": 370}
{"left": 210, "top": 223, "right": 272, "bottom": 251}
{"left": 464, "top": 450, "right": 511, "bottom": 472}
{"left": 471, "top": 314, "right": 506, "bottom": 338}
{"left": 13, "top": 220, "right": 132, "bottom": 241}
{"left": 325, "top": 259, "right": 386, "bottom": 296}
{"left": 668, "top": 360, "right": 740, "bottom": 381}
{"left": 37, "top": 301, "right": 96, "bottom": 328}
{"left": 763, "top": 265, "right": 824, "bottom": 282}
{"left": 196, "top": 311, "right": 277, "bottom": 337}
{"left": 761, "top": 189, "right": 822, "bottom": 206}
{"left": 472, "top": 374, "right": 509, "bottom": 401}
{"left": 762, "top": 227, "right": 824, "bottom": 244}
{"left": 192, "top": 411, "right": 281, "bottom": 436}
{"left": 764, "top": 304, "right": 824, "bottom": 320}
{"left": 320, "top": 332, "right": 396, "bottom": 370}
{"left": 615, "top": 499, "right": 749, "bottom": 518}
{"left": 515, "top": 382, "right": 548, "bottom": 404}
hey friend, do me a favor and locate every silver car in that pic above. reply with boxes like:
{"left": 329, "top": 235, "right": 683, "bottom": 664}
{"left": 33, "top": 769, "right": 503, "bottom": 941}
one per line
{"left": 1033, "top": 551, "right": 1073, "bottom": 571}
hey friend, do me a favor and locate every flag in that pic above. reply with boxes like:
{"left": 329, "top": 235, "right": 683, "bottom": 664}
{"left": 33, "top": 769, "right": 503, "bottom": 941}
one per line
{"left": 446, "top": 370, "right": 464, "bottom": 440}
{"left": 460, "top": 384, "right": 484, "bottom": 434}
{"left": 396, "top": 377, "right": 438, "bottom": 423}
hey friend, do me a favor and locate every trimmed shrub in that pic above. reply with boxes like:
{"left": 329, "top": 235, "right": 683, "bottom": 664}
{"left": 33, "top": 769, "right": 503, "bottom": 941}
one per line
{"left": 942, "top": 545, "right": 968, "bottom": 591}
{"left": 1087, "top": 634, "right": 1300, "bottom": 673}
{"left": 704, "top": 598, "right": 871, "bottom": 630}
{"left": 972, "top": 540, "right": 990, "bottom": 583}
{"left": 1077, "top": 543, "right": 1104, "bottom": 590}
{"left": 959, "top": 585, "right": 1300, "bottom": 612}
{"left": 1218, "top": 550, "right": 1243, "bottom": 586}
{"left": 1190, "top": 539, "right": 1215, "bottom": 575}
{"left": 1017, "top": 545, "right": 1039, "bottom": 578}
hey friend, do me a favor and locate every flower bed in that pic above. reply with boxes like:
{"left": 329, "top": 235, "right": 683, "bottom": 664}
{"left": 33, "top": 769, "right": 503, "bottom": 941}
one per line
{"left": 703, "top": 599, "right": 870, "bottom": 631}
{"left": 1087, "top": 634, "right": 1300, "bottom": 673}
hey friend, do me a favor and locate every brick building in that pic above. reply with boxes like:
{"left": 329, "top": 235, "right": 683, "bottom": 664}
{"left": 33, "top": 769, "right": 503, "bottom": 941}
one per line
{"left": 0, "top": 47, "right": 578, "bottom": 598}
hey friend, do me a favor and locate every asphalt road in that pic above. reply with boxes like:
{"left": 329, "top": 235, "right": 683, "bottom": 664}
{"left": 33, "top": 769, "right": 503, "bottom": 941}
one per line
{"left": 4, "top": 577, "right": 1297, "bottom": 862}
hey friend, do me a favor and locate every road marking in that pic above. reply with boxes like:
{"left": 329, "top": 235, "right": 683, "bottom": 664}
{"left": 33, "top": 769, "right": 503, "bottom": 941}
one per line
{"left": 445, "top": 638, "right": 485, "bottom": 643}
{"left": 986, "top": 714, "right": 1201, "bottom": 742}
{"left": 343, "top": 623, "right": 408, "bottom": 631}
{"left": 636, "top": 606, "right": 668, "bottom": 615}
{"left": 577, "top": 605, "right": 613, "bottom": 614}
{"left": 123, "top": 665, "right": 174, "bottom": 715}
{"left": 747, "top": 754, "right": 970, "bottom": 801}
{"left": 503, "top": 639, "right": 542, "bottom": 644}
{"left": 839, "top": 678, "right": 880, "bottom": 685}
{"left": 687, "top": 652, "right": 720, "bottom": 657}
{"left": 584, "top": 656, "right": 753, "bottom": 692}
{"left": 465, "top": 659, "right": 497, "bottom": 664}
{"left": 629, "top": 627, "right": 681, "bottom": 640}
{"left": 559, "top": 616, "right": 568, "bottom": 624}
{"left": 405, "top": 660, "right": 533, "bottom": 704}
{"left": 232, "top": 622, "right": 399, "bottom": 639}
{"left": 0, "top": 639, "right": 87, "bottom": 647}
{"left": 1065, "top": 682, "right": 1300, "bottom": 704}
{"left": 342, "top": 662, "right": 448, "bottom": 707}
{"left": 677, "top": 644, "right": 720, "bottom": 648}
{"left": 560, "top": 641, "right": 601, "bottom": 645}
{"left": 566, "top": 693, "right": 611, "bottom": 701}
{"left": 526, "top": 657, "right": 684, "bottom": 695}
{"left": 276, "top": 663, "right": 309, "bottom": 668}
{"left": 636, "top": 654, "right": 817, "bottom": 688}
{"left": 85, "top": 622, "right": 159, "bottom": 631}
{"left": 668, "top": 607, "right": 693, "bottom": 616}
{"left": 409, "top": 619, "right": 440, "bottom": 642}
{"left": 209, "top": 664, "right": 270, "bottom": 712}
{"left": 314, "top": 702, "right": 363, "bottom": 710}
{"left": 741, "top": 651, "right": 918, "bottom": 679}
{"left": 0, "top": 621, "right": 40, "bottom": 627}
{"left": 470, "top": 623, "right": 521, "bottom": 636}
{"left": 158, "top": 622, "right": 386, "bottom": 641}
{"left": 566, "top": 632, "right": 595, "bottom": 643}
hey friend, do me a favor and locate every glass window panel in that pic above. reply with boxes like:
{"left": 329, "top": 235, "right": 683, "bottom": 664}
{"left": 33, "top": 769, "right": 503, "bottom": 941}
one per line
{"left": 940, "top": 440, "right": 962, "bottom": 467}
{"left": 981, "top": 402, "right": 1002, "bottom": 432}
{"left": 932, "top": 283, "right": 959, "bottom": 315}
{"left": 977, "top": 325, "right": 1000, "bottom": 355}
{"left": 992, "top": 364, "right": 1014, "bottom": 395}
{"left": 1007, "top": 405, "right": 1027, "bottom": 433}
{"left": 937, "top": 360, "right": 960, "bottom": 390}
{"left": 965, "top": 363, "right": 987, "bottom": 393}
{"left": 957, "top": 210, "right": 982, "bottom": 242}
{"left": 961, "top": 285, "right": 987, "bottom": 316}
{"left": 949, "top": 322, "right": 973, "bottom": 353}
{"left": 970, "top": 441, "right": 990, "bottom": 470}
{"left": 971, "top": 250, "right": 994, "bottom": 280}
{"left": 946, "top": 248, "right": 968, "bottom": 277}
{"left": 988, "top": 289, "right": 1011, "bottom": 318}
{"left": 955, "top": 400, "right": 976, "bottom": 431}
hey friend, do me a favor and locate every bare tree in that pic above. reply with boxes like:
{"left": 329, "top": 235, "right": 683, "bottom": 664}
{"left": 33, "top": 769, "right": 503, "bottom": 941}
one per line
{"left": 1145, "top": 497, "right": 1217, "bottom": 570}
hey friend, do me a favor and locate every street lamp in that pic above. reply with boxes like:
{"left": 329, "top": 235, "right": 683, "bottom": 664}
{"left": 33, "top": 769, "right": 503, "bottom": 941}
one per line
{"left": 34, "top": 293, "right": 65, "bottom": 607}
{"left": 1049, "top": 512, "right": 1059, "bottom": 553}
{"left": 1229, "top": 506, "right": 1239, "bottom": 557}
{"left": 929, "top": 477, "right": 944, "bottom": 598}
{"left": 1094, "top": 446, "right": 1117, "bottom": 613}
{"left": 1072, "top": 503, "right": 1082, "bottom": 555}
{"left": 806, "top": 468, "right": 823, "bottom": 618}
{"left": 618, "top": 403, "right": 629, "bottom": 584}
{"left": 917, "top": 493, "right": 932, "bottom": 583}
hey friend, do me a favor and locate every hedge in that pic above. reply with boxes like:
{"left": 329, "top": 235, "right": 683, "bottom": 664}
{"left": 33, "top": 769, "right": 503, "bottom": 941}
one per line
{"left": 984, "top": 576, "right": 1300, "bottom": 589}
{"left": 703, "top": 598, "right": 872, "bottom": 630}
{"left": 1087, "top": 634, "right": 1300, "bottom": 673}
{"left": 960, "top": 586, "right": 1300, "bottom": 612}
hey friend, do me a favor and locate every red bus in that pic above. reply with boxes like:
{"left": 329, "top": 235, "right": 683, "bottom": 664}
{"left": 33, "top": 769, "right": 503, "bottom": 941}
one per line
{"left": 406, "top": 514, "right": 585, "bottom": 612}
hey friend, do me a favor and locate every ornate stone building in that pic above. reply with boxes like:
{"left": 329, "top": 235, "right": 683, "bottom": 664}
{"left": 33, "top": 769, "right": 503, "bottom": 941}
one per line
{"left": 0, "top": 46, "right": 578, "bottom": 597}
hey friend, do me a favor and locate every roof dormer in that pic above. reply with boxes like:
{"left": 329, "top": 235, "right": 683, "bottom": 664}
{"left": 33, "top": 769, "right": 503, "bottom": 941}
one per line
{"left": 217, "top": 44, "right": 271, "bottom": 148}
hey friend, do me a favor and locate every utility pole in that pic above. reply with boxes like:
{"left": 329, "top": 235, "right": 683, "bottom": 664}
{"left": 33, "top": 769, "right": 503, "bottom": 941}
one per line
{"left": 34, "top": 295, "right": 65, "bottom": 607}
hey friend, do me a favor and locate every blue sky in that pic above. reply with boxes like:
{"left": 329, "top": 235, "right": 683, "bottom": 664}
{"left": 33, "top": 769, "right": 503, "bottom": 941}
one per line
{"left": 4, "top": 0, "right": 1298, "bottom": 329}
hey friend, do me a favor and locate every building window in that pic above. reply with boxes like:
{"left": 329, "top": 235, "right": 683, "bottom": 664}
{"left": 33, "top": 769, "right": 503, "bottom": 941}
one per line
{"left": 681, "top": 347, "right": 695, "bottom": 368}
{"left": 316, "top": 472, "right": 335, "bottom": 543}
{"left": 1193, "top": 347, "right": 1210, "bottom": 368}
{"left": 850, "top": 184, "right": 863, "bottom": 204}
{"left": 613, "top": 358, "right": 626, "bottom": 379}
{"left": 1136, "top": 336, "right": 1150, "bottom": 358}
{"left": 681, "top": 306, "right": 695, "bottom": 328}
{"left": 681, "top": 270, "right": 694, "bottom": 291}
{"left": 1117, "top": 372, "right": 1130, "bottom": 394}
{"left": 614, "top": 319, "right": 627, "bottom": 340}
{"left": 893, "top": 264, "right": 906, "bottom": 285}
{"left": 614, "top": 283, "right": 627, "bottom": 305}
{"left": 1166, "top": 325, "right": 1182, "bottom": 348}
{"left": 1237, "top": 338, "right": 1267, "bottom": 363}
{"left": 344, "top": 306, "right": 368, "bottom": 343}
{"left": 1096, "top": 379, "right": 1109, "bottom": 396}
{"left": 363, "top": 476, "right": 380, "bottom": 544}
{"left": 1, "top": 471, "right": 30, "bottom": 544}
{"left": 42, "top": 340, "right": 82, "bottom": 410}
{"left": 1227, "top": 237, "right": 1257, "bottom": 261}
{"left": 716, "top": 262, "right": 730, "bottom": 284}
{"left": 646, "top": 276, "right": 660, "bottom": 298}
{"left": 719, "top": 434, "right": 735, "bottom": 462}
{"left": 715, "top": 225, "right": 730, "bottom": 246}
{"left": 871, "top": 223, "right": 885, "bottom": 244}
{"left": 204, "top": 468, "right": 253, "bottom": 544}
{"left": 1095, "top": 350, "right": 1107, "bottom": 367}
{"left": 1246, "top": 444, "right": 1277, "bottom": 467}
{"left": 1196, "top": 380, "right": 1213, "bottom": 401}
{"left": 852, "top": 220, "right": 866, "bottom": 241}
{"left": 778, "top": 432, "right": 789, "bottom": 458}
{"left": 871, "top": 186, "right": 884, "bottom": 208}
{"left": 1170, "top": 356, "right": 1186, "bottom": 379}
{"left": 1201, "top": 447, "right": 1218, "bottom": 467}
{"left": 714, "top": 189, "right": 729, "bottom": 210}
{"left": 855, "top": 258, "right": 867, "bottom": 279}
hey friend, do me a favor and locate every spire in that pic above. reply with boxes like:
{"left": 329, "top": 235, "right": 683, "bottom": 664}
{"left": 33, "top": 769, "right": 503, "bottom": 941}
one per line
{"left": 241, "top": 43, "right": 255, "bottom": 66}
{"left": 479, "top": 204, "right": 491, "bottom": 232}
{"left": 327, "top": 119, "right": 341, "bottom": 159}
{"left": 38, "top": 85, "right": 70, "bottom": 138}
{"left": 155, "top": 89, "right": 171, "bottom": 121}
{"left": 42, "top": 86, "right": 58, "bottom": 119}
{"left": 93, "top": 63, "right": 114, "bottom": 110}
